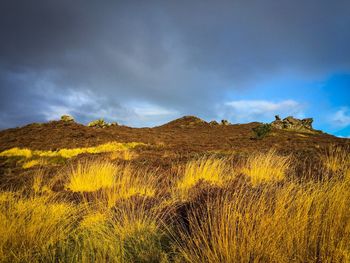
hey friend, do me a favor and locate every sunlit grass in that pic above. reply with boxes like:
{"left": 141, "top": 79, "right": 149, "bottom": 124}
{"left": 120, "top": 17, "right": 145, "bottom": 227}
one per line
{"left": 321, "top": 145, "right": 349, "bottom": 173}
{"left": 0, "top": 141, "right": 146, "bottom": 160}
{"left": 1, "top": 147, "right": 350, "bottom": 262}
{"left": 66, "top": 161, "right": 116, "bottom": 192}
{"left": 242, "top": 149, "right": 291, "bottom": 185}
{"left": 176, "top": 178, "right": 350, "bottom": 262}
{"left": 22, "top": 159, "right": 47, "bottom": 169}
{"left": 0, "top": 147, "right": 32, "bottom": 158}
{"left": 105, "top": 166, "right": 156, "bottom": 208}
{"left": 176, "top": 157, "right": 230, "bottom": 197}
{"left": 0, "top": 193, "right": 77, "bottom": 262}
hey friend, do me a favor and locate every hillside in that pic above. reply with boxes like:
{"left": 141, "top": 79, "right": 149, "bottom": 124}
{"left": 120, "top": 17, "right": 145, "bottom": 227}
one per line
{"left": 0, "top": 116, "right": 349, "bottom": 262}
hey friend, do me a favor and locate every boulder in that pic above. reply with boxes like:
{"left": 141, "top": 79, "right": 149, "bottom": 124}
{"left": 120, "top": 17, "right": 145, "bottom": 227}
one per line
{"left": 60, "top": 115, "right": 74, "bottom": 122}
{"left": 221, "top": 119, "right": 230, "bottom": 126}
{"left": 88, "top": 119, "right": 109, "bottom": 128}
{"left": 271, "top": 115, "right": 317, "bottom": 133}
{"left": 209, "top": 120, "right": 219, "bottom": 126}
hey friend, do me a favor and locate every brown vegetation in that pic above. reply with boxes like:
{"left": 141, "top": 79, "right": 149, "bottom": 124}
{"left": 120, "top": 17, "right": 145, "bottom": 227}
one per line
{"left": 0, "top": 117, "right": 349, "bottom": 262}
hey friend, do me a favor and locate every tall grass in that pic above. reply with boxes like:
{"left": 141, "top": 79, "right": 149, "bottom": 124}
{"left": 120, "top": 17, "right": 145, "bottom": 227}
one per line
{"left": 1, "top": 147, "right": 350, "bottom": 262}
{"left": 66, "top": 161, "right": 116, "bottom": 192}
{"left": 321, "top": 145, "right": 350, "bottom": 174}
{"left": 0, "top": 193, "right": 78, "bottom": 262}
{"left": 176, "top": 157, "right": 231, "bottom": 199}
{"left": 241, "top": 149, "right": 291, "bottom": 185}
{"left": 176, "top": 178, "right": 350, "bottom": 262}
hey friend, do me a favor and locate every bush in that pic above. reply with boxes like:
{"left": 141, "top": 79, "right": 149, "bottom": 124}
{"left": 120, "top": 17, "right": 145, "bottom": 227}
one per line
{"left": 252, "top": 123, "right": 272, "bottom": 139}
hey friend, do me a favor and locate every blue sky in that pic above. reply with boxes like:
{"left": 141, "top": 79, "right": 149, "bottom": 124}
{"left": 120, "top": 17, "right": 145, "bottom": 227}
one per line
{"left": 0, "top": 1, "right": 349, "bottom": 137}
{"left": 221, "top": 73, "right": 350, "bottom": 137}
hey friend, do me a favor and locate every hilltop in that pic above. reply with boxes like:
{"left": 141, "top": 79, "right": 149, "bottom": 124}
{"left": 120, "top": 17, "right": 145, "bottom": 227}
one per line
{"left": 0, "top": 115, "right": 347, "bottom": 154}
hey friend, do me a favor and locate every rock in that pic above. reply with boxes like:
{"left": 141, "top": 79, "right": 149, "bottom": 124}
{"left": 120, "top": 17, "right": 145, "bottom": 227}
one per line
{"left": 60, "top": 115, "right": 74, "bottom": 122}
{"left": 88, "top": 119, "right": 109, "bottom": 128}
{"left": 221, "top": 119, "right": 230, "bottom": 126}
{"left": 271, "top": 115, "right": 317, "bottom": 133}
{"left": 209, "top": 120, "right": 219, "bottom": 126}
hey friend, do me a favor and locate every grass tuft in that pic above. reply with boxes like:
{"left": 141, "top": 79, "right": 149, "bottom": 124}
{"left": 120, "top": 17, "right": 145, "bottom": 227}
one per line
{"left": 242, "top": 149, "right": 291, "bottom": 185}
{"left": 66, "top": 161, "right": 116, "bottom": 192}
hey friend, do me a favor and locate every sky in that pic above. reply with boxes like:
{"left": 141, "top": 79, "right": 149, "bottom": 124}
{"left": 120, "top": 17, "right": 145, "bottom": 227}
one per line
{"left": 0, "top": 1, "right": 349, "bottom": 137}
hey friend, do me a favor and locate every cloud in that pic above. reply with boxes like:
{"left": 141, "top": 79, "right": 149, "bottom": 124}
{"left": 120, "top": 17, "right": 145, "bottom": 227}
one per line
{"left": 331, "top": 107, "right": 350, "bottom": 128}
{"left": 0, "top": 1, "right": 350, "bottom": 128}
{"left": 219, "top": 100, "right": 305, "bottom": 123}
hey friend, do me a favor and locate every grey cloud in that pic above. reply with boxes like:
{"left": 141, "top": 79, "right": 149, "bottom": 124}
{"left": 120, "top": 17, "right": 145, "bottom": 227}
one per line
{"left": 0, "top": 0, "right": 350, "bottom": 129}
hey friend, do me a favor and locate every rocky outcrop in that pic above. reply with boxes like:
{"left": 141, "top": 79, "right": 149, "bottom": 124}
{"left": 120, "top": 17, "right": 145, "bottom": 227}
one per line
{"left": 221, "top": 119, "right": 230, "bottom": 126}
{"left": 60, "top": 115, "right": 74, "bottom": 122}
{"left": 271, "top": 115, "right": 319, "bottom": 133}
{"left": 209, "top": 120, "right": 219, "bottom": 126}
{"left": 88, "top": 119, "right": 118, "bottom": 128}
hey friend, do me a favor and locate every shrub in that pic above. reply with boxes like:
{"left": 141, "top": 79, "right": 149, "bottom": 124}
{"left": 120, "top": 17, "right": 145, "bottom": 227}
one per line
{"left": 252, "top": 123, "right": 272, "bottom": 139}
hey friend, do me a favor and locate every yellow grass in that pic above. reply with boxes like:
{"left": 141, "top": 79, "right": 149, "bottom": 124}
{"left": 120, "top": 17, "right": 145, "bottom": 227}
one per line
{"left": 66, "top": 161, "right": 116, "bottom": 192}
{"left": 321, "top": 145, "right": 350, "bottom": 173}
{"left": 0, "top": 141, "right": 145, "bottom": 160}
{"left": 22, "top": 159, "right": 48, "bottom": 169}
{"left": 176, "top": 157, "right": 230, "bottom": 194}
{"left": 176, "top": 178, "right": 350, "bottom": 262}
{"left": 0, "top": 193, "right": 77, "bottom": 262}
{"left": 0, "top": 147, "right": 32, "bottom": 158}
{"left": 65, "top": 161, "right": 156, "bottom": 207}
{"left": 1, "top": 148, "right": 350, "bottom": 262}
{"left": 242, "top": 149, "right": 291, "bottom": 185}
{"left": 104, "top": 166, "right": 156, "bottom": 208}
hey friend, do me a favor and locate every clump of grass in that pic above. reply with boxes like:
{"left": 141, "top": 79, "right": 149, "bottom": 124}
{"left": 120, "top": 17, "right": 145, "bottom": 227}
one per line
{"left": 176, "top": 157, "right": 231, "bottom": 198}
{"left": 0, "top": 193, "right": 77, "bottom": 262}
{"left": 64, "top": 161, "right": 156, "bottom": 207}
{"left": 66, "top": 161, "right": 116, "bottom": 192}
{"left": 321, "top": 145, "right": 349, "bottom": 174}
{"left": 242, "top": 149, "right": 291, "bottom": 185}
{"left": 105, "top": 166, "right": 156, "bottom": 208}
{"left": 176, "top": 178, "right": 350, "bottom": 262}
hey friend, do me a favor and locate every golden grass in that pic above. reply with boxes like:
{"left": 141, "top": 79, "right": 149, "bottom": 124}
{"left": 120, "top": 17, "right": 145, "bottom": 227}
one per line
{"left": 242, "top": 149, "right": 291, "bottom": 185}
{"left": 0, "top": 147, "right": 32, "bottom": 158}
{"left": 22, "top": 159, "right": 48, "bottom": 169}
{"left": 0, "top": 193, "right": 77, "bottom": 262}
{"left": 176, "top": 178, "right": 350, "bottom": 262}
{"left": 321, "top": 145, "right": 350, "bottom": 173}
{"left": 0, "top": 141, "right": 145, "bottom": 160}
{"left": 104, "top": 166, "right": 156, "bottom": 208}
{"left": 1, "top": 148, "right": 350, "bottom": 262}
{"left": 65, "top": 160, "right": 156, "bottom": 208}
{"left": 66, "top": 161, "right": 116, "bottom": 192}
{"left": 176, "top": 157, "right": 230, "bottom": 194}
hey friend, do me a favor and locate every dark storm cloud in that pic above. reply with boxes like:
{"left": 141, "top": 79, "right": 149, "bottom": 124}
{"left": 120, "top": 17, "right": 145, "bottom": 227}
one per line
{"left": 0, "top": 0, "right": 350, "bottom": 128}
